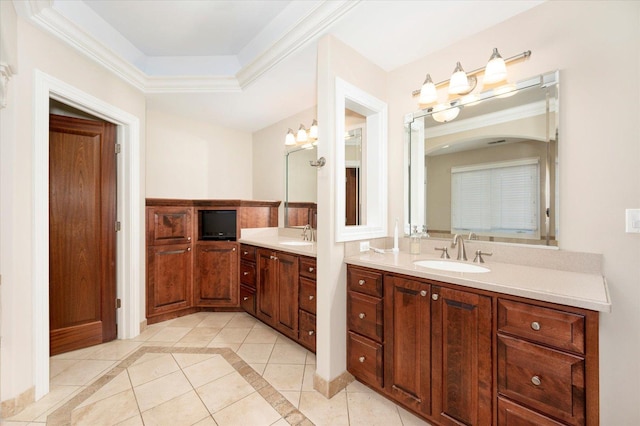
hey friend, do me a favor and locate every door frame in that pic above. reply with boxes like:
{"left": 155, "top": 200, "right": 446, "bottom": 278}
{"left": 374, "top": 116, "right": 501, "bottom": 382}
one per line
{"left": 33, "top": 70, "right": 143, "bottom": 399}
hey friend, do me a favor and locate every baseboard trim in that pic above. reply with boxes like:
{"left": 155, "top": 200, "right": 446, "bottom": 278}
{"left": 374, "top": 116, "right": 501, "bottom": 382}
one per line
{"left": 1, "top": 386, "right": 35, "bottom": 419}
{"left": 313, "top": 370, "right": 354, "bottom": 398}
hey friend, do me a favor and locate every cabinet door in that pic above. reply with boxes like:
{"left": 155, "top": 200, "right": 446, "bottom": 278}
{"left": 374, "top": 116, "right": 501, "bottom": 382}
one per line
{"left": 147, "top": 206, "right": 193, "bottom": 245}
{"left": 147, "top": 244, "right": 192, "bottom": 316}
{"left": 384, "top": 275, "right": 431, "bottom": 416}
{"left": 275, "top": 251, "right": 299, "bottom": 339}
{"left": 194, "top": 242, "right": 239, "bottom": 307}
{"left": 431, "top": 286, "right": 492, "bottom": 426}
{"left": 257, "top": 249, "right": 277, "bottom": 325}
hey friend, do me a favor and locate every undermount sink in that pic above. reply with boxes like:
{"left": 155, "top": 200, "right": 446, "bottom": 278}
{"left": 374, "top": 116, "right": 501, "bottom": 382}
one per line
{"left": 280, "top": 241, "right": 314, "bottom": 246}
{"left": 414, "top": 259, "right": 490, "bottom": 273}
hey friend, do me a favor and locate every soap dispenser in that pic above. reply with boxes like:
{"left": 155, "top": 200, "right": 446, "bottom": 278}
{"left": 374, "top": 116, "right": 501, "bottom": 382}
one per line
{"left": 410, "top": 225, "right": 421, "bottom": 255}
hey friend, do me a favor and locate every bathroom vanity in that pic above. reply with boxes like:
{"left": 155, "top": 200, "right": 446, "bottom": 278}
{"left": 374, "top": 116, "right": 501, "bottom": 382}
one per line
{"left": 345, "top": 251, "right": 610, "bottom": 426}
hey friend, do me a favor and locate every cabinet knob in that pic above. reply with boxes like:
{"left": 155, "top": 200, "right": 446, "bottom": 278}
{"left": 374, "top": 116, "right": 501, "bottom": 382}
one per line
{"left": 432, "top": 293, "right": 439, "bottom": 301}
{"left": 243, "top": 271, "right": 249, "bottom": 276}
{"left": 358, "top": 279, "right": 365, "bottom": 286}
{"left": 187, "top": 237, "right": 191, "bottom": 241}
{"left": 420, "top": 290, "right": 427, "bottom": 297}
{"left": 531, "top": 321, "right": 541, "bottom": 331}
{"left": 358, "top": 356, "right": 366, "bottom": 363}
{"left": 232, "top": 247, "right": 236, "bottom": 252}
{"left": 309, "top": 295, "right": 314, "bottom": 301}
{"left": 358, "top": 312, "right": 366, "bottom": 319}
{"left": 308, "top": 330, "right": 315, "bottom": 336}
{"left": 531, "top": 376, "right": 542, "bottom": 386}
{"left": 187, "top": 247, "right": 191, "bottom": 252}
{"left": 308, "top": 267, "right": 315, "bottom": 273}
{"left": 243, "top": 251, "right": 248, "bottom": 255}
{"left": 243, "top": 297, "right": 249, "bottom": 301}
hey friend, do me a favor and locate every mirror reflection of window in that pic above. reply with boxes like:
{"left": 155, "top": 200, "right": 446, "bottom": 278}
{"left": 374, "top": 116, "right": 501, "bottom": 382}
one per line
{"left": 345, "top": 109, "right": 365, "bottom": 226}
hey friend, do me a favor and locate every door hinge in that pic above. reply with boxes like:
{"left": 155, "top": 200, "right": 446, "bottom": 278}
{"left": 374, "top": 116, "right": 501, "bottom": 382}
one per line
{"left": 116, "top": 298, "right": 122, "bottom": 309}
{"left": 115, "top": 221, "right": 121, "bottom": 232}
{"left": 115, "top": 144, "right": 121, "bottom": 154}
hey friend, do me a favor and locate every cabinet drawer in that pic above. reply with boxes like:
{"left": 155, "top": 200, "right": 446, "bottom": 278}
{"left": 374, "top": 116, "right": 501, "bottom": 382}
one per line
{"left": 348, "top": 267, "right": 383, "bottom": 298}
{"left": 498, "top": 335, "right": 585, "bottom": 426}
{"left": 240, "top": 244, "right": 256, "bottom": 262}
{"left": 298, "top": 310, "right": 316, "bottom": 352}
{"left": 240, "top": 284, "right": 256, "bottom": 316}
{"left": 299, "top": 277, "right": 316, "bottom": 314}
{"left": 498, "top": 397, "right": 565, "bottom": 426}
{"left": 299, "top": 256, "right": 317, "bottom": 280}
{"left": 240, "top": 260, "right": 256, "bottom": 287}
{"left": 348, "top": 331, "right": 383, "bottom": 389}
{"left": 348, "top": 291, "right": 383, "bottom": 342}
{"left": 498, "top": 299, "right": 585, "bottom": 354}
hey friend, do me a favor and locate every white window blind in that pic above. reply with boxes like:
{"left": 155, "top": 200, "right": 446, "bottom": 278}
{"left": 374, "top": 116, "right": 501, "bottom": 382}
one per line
{"left": 451, "top": 158, "right": 539, "bottom": 237}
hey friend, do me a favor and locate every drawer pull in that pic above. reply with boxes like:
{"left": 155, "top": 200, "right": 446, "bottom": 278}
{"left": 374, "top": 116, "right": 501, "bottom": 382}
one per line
{"left": 358, "top": 312, "right": 366, "bottom": 319}
{"left": 232, "top": 247, "right": 236, "bottom": 252}
{"left": 243, "top": 251, "right": 248, "bottom": 255}
{"left": 531, "top": 375, "right": 542, "bottom": 386}
{"left": 531, "top": 321, "right": 541, "bottom": 331}
{"left": 243, "top": 271, "right": 249, "bottom": 276}
{"left": 358, "top": 279, "right": 365, "bottom": 286}
{"left": 432, "top": 293, "right": 439, "bottom": 301}
{"left": 243, "top": 297, "right": 249, "bottom": 301}
{"left": 309, "top": 295, "right": 314, "bottom": 301}
{"left": 308, "top": 330, "right": 315, "bottom": 336}
{"left": 308, "top": 267, "right": 315, "bottom": 273}
{"left": 358, "top": 356, "right": 366, "bottom": 363}
{"left": 420, "top": 290, "right": 427, "bottom": 297}
{"left": 187, "top": 236, "right": 191, "bottom": 241}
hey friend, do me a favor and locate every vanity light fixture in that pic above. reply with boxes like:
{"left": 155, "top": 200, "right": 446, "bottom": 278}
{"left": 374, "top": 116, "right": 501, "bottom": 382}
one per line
{"left": 413, "top": 49, "right": 532, "bottom": 114}
{"left": 285, "top": 128, "right": 296, "bottom": 146}
{"left": 296, "top": 124, "right": 308, "bottom": 143}
{"left": 285, "top": 120, "right": 319, "bottom": 147}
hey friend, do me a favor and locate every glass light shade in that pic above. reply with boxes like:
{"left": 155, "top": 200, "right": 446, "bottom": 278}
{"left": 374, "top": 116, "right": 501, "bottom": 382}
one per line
{"left": 296, "top": 124, "right": 308, "bottom": 142}
{"left": 285, "top": 128, "right": 296, "bottom": 145}
{"left": 484, "top": 48, "right": 507, "bottom": 85}
{"left": 432, "top": 104, "right": 460, "bottom": 123}
{"left": 309, "top": 119, "right": 318, "bottom": 139}
{"left": 449, "top": 62, "right": 470, "bottom": 94}
{"left": 419, "top": 74, "right": 437, "bottom": 105}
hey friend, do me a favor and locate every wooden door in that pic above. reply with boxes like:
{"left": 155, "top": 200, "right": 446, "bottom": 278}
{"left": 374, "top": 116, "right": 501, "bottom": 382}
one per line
{"left": 49, "top": 114, "right": 117, "bottom": 355}
{"left": 194, "top": 242, "right": 239, "bottom": 307}
{"left": 384, "top": 275, "right": 432, "bottom": 416}
{"left": 431, "top": 286, "right": 492, "bottom": 426}
{"left": 257, "top": 249, "right": 277, "bottom": 325}
{"left": 275, "top": 251, "right": 298, "bottom": 339}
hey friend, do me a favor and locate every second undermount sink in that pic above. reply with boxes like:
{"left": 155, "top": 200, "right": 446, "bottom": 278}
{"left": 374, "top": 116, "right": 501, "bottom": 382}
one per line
{"left": 414, "top": 259, "right": 490, "bottom": 273}
{"left": 280, "top": 241, "right": 314, "bottom": 247}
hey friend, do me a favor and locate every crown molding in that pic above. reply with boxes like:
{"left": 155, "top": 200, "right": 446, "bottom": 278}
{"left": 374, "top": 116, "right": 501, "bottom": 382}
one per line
{"left": 13, "top": 0, "right": 360, "bottom": 94}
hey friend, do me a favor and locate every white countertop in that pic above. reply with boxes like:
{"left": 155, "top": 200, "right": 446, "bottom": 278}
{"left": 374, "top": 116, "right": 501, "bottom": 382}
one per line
{"left": 344, "top": 251, "right": 611, "bottom": 312}
{"left": 239, "top": 228, "right": 317, "bottom": 258}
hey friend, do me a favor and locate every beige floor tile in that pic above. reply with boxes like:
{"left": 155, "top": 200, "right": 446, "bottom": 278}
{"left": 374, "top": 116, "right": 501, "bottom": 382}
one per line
{"left": 77, "top": 371, "right": 132, "bottom": 409}
{"left": 305, "top": 352, "right": 317, "bottom": 365}
{"left": 50, "top": 345, "right": 99, "bottom": 361}
{"left": 141, "top": 390, "right": 210, "bottom": 426}
{"left": 115, "top": 414, "right": 144, "bottom": 425}
{"left": 262, "top": 364, "right": 305, "bottom": 391}
{"left": 133, "top": 370, "right": 193, "bottom": 412}
{"left": 346, "top": 379, "right": 376, "bottom": 393}
{"left": 166, "top": 314, "right": 206, "bottom": 328}
{"left": 192, "top": 416, "right": 217, "bottom": 425}
{"left": 196, "top": 371, "right": 255, "bottom": 414}
{"left": 301, "top": 364, "right": 316, "bottom": 391}
{"left": 182, "top": 355, "right": 235, "bottom": 388}
{"left": 50, "top": 359, "right": 77, "bottom": 379}
{"left": 225, "top": 313, "right": 258, "bottom": 328}
{"left": 127, "top": 353, "right": 179, "bottom": 387}
{"left": 212, "top": 392, "right": 281, "bottom": 426}
{"left": 270, "top": 419, "right": 291, "bottom": 426}
{"left": 268, "top": 342, "right": 308, "bottom": 364}
{"left": 236, "top": 343, "right": 274, "bottom": 363}
{"left": 7, "top": 385, "right": 79, "bottom": 422}
{"left": 129, "top": 325, "right": 162, "bottom": 341}
{"left": 171, "top": 353, "right": 216, "bottom": 369}
{"left": 86, "top": 340, "right": 142, "bottom": 361}
{"left": 146, "top": 327, "right": 192, "bottom": 343}
{"left": 244, "top": 326, "right": 279, "bottom": 343}
{"left": 197, "top": 313, "right": 236, "bottom": 328}
{"left": 346, "top": 391, "right": 404, "bottom": 426}
{"left": 210, "top": 327, "right": 251, "bottom": 344}
{"left": 129, "top": 352, "right": 167, "bottom": 367}
{"left": 248, "top": 363, "right": 266, "bottom": 375}
{"left": 70, "top": 389, "right": 139, "bottom": 425}
{"left": 397, "top": 406, "right": 433, "bottom": 426}
{"left": 49, "top": 360, "right": 116, "bottom": 386}
{"left": 176, "top": 327, "right": 221, "bottom": 345}
{"left": 205, "top": 341, "right": 241, "bottom": 352}
{"left": 279, "top": 390, "right": 301, "bottom": 408}
{"left": 299, "top": 390, "right": 350, "bottom": 426}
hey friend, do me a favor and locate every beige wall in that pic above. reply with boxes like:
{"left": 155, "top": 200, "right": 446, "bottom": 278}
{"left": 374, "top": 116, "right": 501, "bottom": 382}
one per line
{"left": 146, "top": 109, "right": 252, "bottom": 199}
{"left": 0, "top": 14, "right": 147, "bottom": 402}
{"left": 387, "top": 2, "right": 640, "bottom": 423}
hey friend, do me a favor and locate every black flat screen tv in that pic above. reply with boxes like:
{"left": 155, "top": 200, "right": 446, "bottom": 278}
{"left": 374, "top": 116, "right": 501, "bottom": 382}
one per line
{"left": 199, "top": 210, "right": 237, "bottom": 241}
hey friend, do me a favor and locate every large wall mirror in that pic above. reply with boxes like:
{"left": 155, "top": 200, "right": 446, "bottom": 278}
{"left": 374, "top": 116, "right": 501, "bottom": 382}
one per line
{"left": 336, "top": 78, "right": 388, "bottom": 242}
{"left": 285, "top": 146, "right": 317, "bottom": 228}
{"left": 406, "top": 71, "right": 559, "bottom": 246}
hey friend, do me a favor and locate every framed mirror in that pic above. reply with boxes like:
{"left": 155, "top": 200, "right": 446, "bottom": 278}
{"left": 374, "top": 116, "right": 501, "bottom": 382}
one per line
{"left": 335, "top": 77, "right": 388, "bottom": 242}
{"left": 285, "top": 146, "right": 317, "bottom": 228}
{"left": 406, "top": 71, "right": 559, "bottom": 246}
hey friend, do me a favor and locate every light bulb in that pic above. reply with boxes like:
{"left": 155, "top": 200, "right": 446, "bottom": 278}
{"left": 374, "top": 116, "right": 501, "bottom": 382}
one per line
{"left": 432, "top": 104, "right": 460, "bottom": 123}
{"left": 285, "top": 129, "right": 296, "bottom": 146}
{"left": 419, "top": 74, "right": 437, "bottom": 105}
{"left": 309, "top": 119, "right": 318, "bottom": 139}
{"left": 484, "top": 48, "right": 507, "bottom": 85}
{"left": 449, "top": 62, "right": 470, "bottom": 95}
{"left": 296, "top": 124, "right": 308, "bottom": 142}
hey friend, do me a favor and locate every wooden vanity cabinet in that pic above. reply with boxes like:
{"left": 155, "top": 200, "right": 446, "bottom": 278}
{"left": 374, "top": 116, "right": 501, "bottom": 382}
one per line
{"left": 239, "top": 244, "right": 257, "bottom": 316}
{"left": 194, "top": 242, "right": 239, "bottom": 307}
{"left": 298, "top": 256, "right": 317, "bottom": 352}
{"left": 257, "top": 248, "right": 299, "bottom": 340}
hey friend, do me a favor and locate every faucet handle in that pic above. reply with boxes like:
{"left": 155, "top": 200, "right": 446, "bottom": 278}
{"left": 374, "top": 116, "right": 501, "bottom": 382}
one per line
{"left": 435, "top": 247, "right": 450, "bottom": 259}
{"left": 473, "top": 249, "right": 493, "bottom": 263}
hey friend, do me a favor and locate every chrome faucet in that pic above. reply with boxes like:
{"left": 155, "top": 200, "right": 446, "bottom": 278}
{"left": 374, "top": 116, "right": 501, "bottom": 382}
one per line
{"left": 452, "top": 234, "right": 467, "bottom": 261}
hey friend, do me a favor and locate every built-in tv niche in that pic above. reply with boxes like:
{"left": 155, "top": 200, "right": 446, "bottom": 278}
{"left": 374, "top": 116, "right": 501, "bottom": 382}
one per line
{"left": 199, "top": 209, "right": 237, "bottom": 241}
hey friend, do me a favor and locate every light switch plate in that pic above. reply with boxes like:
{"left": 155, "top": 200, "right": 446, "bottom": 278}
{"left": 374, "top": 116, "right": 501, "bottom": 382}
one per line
{"left": 625, "top": 209, "right": 640, "bottom": 233}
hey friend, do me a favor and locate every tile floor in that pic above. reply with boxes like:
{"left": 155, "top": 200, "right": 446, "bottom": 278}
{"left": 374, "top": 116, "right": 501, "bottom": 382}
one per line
{"left": 3, "top": 312, "right": 431, "bottom": 426}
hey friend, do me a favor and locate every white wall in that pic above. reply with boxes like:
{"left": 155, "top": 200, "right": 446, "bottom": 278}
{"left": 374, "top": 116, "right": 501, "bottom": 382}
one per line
{"left": 0, "top": 14, "right": 147, "bottom": 402}
{"left": 387, "top": 2, "right": 640, "bottom": 423}
{"left": 146, "top": 109, "right": 253, "bottom": 199}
